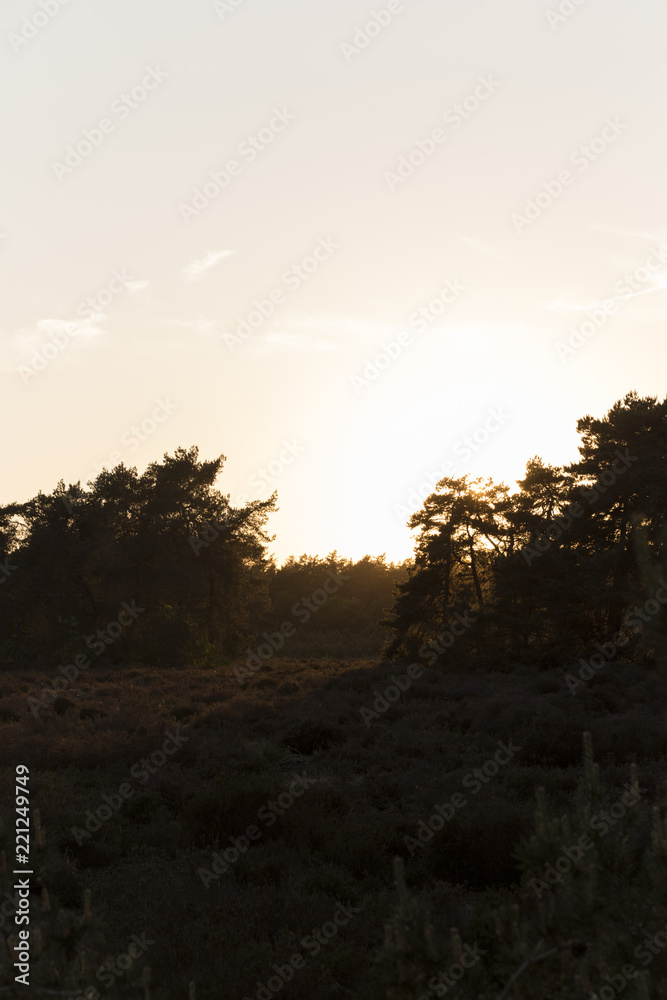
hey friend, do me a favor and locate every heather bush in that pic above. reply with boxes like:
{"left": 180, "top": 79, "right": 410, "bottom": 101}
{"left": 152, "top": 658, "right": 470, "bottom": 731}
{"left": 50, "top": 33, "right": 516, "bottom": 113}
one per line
{"left": 380, "top": 732, "right": 667, "bottom": 999}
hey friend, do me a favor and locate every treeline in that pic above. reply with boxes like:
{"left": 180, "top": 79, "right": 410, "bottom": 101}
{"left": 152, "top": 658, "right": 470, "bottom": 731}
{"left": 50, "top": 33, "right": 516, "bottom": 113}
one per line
{"left": 1, "top": 390, "right": 666, "bottom": 673}
{"left": 0, "top": 447, "right": 408, "bottom": 666}
{"left": 259, "top": 553, "right": 410, "bottom": 659}
{"left": 383, "top": 390, "right": 667, "bottom": 673}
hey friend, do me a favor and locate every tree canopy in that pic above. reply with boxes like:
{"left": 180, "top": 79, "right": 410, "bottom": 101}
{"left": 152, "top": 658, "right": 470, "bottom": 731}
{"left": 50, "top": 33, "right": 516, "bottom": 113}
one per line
{"left": 382, "top": 391, "right": 667, "bottom": 667}
{"left": 0, "top": 446, "right": 277, "bottom": 665}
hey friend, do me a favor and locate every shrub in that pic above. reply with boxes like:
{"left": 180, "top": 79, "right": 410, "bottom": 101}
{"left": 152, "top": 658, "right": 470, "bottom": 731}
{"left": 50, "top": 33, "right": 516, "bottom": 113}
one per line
{"left": 0, "top": 809, "right": 111, "bottom": 993}
{"left": 281, "top": 720, "right": 345, "bottom": 755}
{"left": 380, "top": 731, "right": 667, "bottom": 998}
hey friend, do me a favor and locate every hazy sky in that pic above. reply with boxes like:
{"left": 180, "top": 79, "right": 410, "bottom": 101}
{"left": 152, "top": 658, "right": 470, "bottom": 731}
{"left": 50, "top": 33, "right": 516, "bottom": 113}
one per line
{"left": 2, "top": 0, "right": 666, "bottom": 563}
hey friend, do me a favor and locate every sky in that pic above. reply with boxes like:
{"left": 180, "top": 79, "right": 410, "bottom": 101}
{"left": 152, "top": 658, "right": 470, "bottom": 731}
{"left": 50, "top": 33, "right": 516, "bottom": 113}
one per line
{"left": 2, "top": 0, "right": 666, "bottom": 564}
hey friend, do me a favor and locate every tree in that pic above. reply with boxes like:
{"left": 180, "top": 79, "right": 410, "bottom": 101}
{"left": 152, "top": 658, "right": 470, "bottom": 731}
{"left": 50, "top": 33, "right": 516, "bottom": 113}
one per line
{"left": 382, "top": 392, "right": 667, "bottom": 670}
{"left": 382, "top": 476, "right": 510, "bottom": 660}
{"left": 0, "top": 447, "right": 277, "bottom": 665}
{"left": 566, "top": 390, "right": 667, "bottom": 634}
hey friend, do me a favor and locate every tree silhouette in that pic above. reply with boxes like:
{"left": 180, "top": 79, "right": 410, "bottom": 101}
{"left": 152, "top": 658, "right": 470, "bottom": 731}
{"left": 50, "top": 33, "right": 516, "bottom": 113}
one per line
{"left": 384, "top": 392, "right": 667, "bottom": 669}
{"left": 0, "top": 446, "right": 277, "bottom": 664}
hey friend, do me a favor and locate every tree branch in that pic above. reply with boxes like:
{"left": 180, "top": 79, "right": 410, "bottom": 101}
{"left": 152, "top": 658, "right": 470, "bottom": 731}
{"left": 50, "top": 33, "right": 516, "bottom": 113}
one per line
{"left": 494, "top": 939, "right": 560, "bottom": 1000}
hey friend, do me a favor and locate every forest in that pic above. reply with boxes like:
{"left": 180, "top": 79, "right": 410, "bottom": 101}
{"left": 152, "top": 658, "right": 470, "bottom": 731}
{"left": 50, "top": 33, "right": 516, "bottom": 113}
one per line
{"left": 2, "top": 389, "right": 666, "bottom": 677}
{"left": 1, "top": 388, "right": 667, "bottom": 998}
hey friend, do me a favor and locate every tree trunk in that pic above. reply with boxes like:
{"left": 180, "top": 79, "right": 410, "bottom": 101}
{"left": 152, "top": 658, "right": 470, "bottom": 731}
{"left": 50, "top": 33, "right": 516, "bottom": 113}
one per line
{"left": 467, "top": 527, "right": 485, "bottom": 613}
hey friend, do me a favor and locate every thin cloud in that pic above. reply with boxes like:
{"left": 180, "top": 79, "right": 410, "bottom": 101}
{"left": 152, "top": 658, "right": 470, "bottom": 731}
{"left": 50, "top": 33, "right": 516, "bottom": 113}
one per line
{"left": 183, "top": 250, "right": 235, "bottom": 283}
{"left": 589, "top": 224, "right": 667, "bottom": 243}
{"left": 289, "top": 316, "right": 398, "bottom": 342}
{"left": 27, "top": 315, "right": 106, "bottom": 343}
{"left": 125, "top": 279, "right": 151, "bottom": 294}
{"left": 549, "top": 281, "right": 667, "bottom": 313}
{"left": 243, "top": 329, "right": 339, "bottom": 355}
{"left": 4, "top": 315, "right": 107, "bottom": 369}
{"left": 165, "top": 317, "right": 217, "bottom": 334}
{"left": 458, "top": 235, "right": 508, "bottom": 263}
